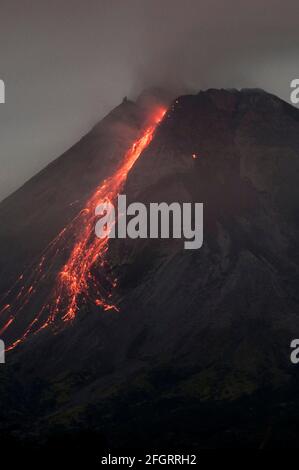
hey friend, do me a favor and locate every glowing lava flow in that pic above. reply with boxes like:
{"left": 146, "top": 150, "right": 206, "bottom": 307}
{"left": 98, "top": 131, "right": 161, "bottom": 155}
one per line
{"left": 53, "top": 107, "right": 166, "bottom": 323}
{"left": 0, "top": 106, "right": 166, "bottom": 350}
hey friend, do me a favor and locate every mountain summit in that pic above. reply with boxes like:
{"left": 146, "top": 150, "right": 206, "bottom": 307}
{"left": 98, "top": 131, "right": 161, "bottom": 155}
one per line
{"left": 1, "top": 89, "right": 299, "bottom": 448}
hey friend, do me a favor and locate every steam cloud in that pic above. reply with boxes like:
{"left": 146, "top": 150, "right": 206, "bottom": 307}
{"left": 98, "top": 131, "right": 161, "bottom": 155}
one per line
{"left": 0, "top": 0, "right": 298, "bottom": 201}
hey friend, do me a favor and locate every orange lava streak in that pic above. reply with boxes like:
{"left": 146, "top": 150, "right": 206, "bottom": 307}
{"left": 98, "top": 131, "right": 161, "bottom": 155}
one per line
{"left": 54, "top": 107, "right": 166, "bottom": 322}
{"left": 0, "top": 105, "right": 166, "bottom": 350}
{"left": 0, "top": 317, "right": 13, "bottom": 336}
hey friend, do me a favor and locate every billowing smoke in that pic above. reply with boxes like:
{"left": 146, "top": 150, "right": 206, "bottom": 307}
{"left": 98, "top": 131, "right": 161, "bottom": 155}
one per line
{"left": 0, "top": 0, "right": 298, "bottom": 201}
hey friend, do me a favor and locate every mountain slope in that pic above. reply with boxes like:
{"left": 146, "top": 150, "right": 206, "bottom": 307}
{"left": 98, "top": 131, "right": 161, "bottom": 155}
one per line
{"left": 1, "top": 89, "right": 299, "bottom": 448}
{"left": 0, "top": 97, "right": 151, "bottom": 290}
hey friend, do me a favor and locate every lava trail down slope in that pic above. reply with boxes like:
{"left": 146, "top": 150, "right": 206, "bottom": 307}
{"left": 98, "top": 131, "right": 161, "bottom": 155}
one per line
{"left": 0, "top": 106, "right": 166, "bottom": 350}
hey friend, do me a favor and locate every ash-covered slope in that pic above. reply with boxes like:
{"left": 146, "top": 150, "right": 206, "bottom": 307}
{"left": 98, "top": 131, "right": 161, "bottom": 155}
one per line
{"left": 2, "top": 89, "right": 299, "bottom": 448}
{"left": 112, "top": 88, "right": 299, "bottom": 391}
{"left": 0, "top": 96, "right": 153, "bottom": 292}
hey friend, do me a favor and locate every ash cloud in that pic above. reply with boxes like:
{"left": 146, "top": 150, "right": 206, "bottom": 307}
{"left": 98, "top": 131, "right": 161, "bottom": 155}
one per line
{"left": 0, "top": 0, "right": 298, "bottom": 201}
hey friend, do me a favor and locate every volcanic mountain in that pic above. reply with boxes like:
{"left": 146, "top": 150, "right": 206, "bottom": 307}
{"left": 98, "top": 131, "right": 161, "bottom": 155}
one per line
{"left": 1, "top": 88, "right": 299, "bottom": 450}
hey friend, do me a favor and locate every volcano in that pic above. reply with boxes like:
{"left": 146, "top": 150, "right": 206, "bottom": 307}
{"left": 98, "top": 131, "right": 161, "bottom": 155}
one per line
{"left": 1, "top": 88, "right": 299, "bottom": 450}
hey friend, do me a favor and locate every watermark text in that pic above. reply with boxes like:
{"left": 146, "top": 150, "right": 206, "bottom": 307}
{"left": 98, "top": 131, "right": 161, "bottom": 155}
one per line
{"left": 0, "top": 79, "right": 5, "bottom": 103}
{"left": 95, "top": 195, "right": 203, "bottom": 250}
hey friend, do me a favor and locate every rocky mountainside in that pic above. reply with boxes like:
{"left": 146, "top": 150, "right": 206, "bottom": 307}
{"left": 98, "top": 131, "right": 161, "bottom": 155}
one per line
{"left": 1, "top": 89, "right": 299, "bottom": 449}
{"left": 0, "top": 94, "right": 161, "bottom": 291}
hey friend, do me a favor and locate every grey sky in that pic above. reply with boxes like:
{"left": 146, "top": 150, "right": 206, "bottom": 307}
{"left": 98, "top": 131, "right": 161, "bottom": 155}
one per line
{"left": 0, "top": 0, "right": 298, "bottom": 201}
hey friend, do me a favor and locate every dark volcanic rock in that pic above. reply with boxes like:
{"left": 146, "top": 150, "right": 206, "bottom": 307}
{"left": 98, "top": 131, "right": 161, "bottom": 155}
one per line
{"left": 1, "top": 89, "right": 299, "bottom": 448}
{"left": 0, "top": 98, "right": 149, "bottom": 290}
{"left": 109, "top": 89, "right": 299, "bottom": 391}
